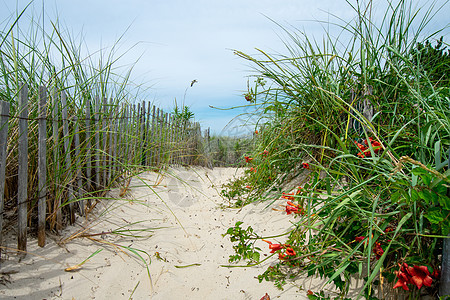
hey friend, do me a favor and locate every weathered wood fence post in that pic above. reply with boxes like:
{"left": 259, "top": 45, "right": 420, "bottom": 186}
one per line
{"left": 94, "top": 97, "right": 100, "bottom": 190}
{"left": 85, "top": 96, "right": 92, "bottom": 208}
{"left": 150, "top": 105, "right": 156, "bottom": 166}
{"left": 0, "top": 100, "right": 10, "bottom": 261}
{"left": 17, "top": 83, "right": 28, "bottom": 254}
{"left": 168, "top": 114, "right": 174, "bottom": 165}
{"left": 108, "top": 98, "right": 114, "bottom": 184}
{"left": 102, "top": 97, "right": 108, "bottom": 188}
{"left": 123, "top": 104, "right": 129, "bottom": 177}
{"left": 73, "top": 115, "right": 84, "bottom": 216}
{"left": 61, "top": 91, "right": 75, "bottom": 224}
{"left": 38, "top": 87, "right": 47, "bottom": 246}
{"left": 145, "top": 102, "right": 151, "bottom": 166}
{"left": 155, "top": 107, "right": 161, "bottom": 167}
{"left": 52, "top": 88, "right": 62, "bottom": 231}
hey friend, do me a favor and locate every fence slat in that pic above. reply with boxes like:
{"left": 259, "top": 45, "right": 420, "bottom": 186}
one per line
{"left": 103, "top": 97, "right": 107, "bottom": 187}
{"left": 18, "top": 83, "right": 28, "bottom": 253}
{"left": 0, "top": 100, "right": 10, "bottom": 261}
{"left": 85, "top": 97, "right": 92, "bottom": 209}
{"left": 123, "top": 105, "right": 129, "bottom": 176}
{"left": 145, "top": 102, "right": 151, "bottom": 166}
{"left": 113, "top": 103, "right": 119, "bottom": 178}
{"left": 141, "top": 101, "right": 146, "bottom": 166}
{"left": 168, "top": 114, "right": 174, "bottom": 165}
{"left": 61, "top": 91, "right": 75, "bottom": 224}
{"left": 163, "top": 112, "right": 168, "bottom": 165}
{"left": 95, "top": 97, "right": 100, "bottom": 189}
{"left": 109, "top": 98, "right": 114, "bottom": 184}
{"left": 135, "top": 103, "right": 140, "bottom": 166}
{"left": 150, "top": 105, "right": 156, "bottom": 166}
{"left": 74, "top": 116, "right": 84, "bottom": 216}
{"left": 86, "top": 97, "right": 92, "bottom": 192}
{"left": 52, "top": 88, "right": 62, "bottom": 231}
{"left": 38, "top": 87, "right": 47, "bottom": 247}
{"left": 158, "top": 109, "right": 164, "bottom": 166}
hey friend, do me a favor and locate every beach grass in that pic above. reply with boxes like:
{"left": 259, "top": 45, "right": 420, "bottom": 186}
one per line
{"left": 223, "top": 0, "right": 449, "bottom": 298}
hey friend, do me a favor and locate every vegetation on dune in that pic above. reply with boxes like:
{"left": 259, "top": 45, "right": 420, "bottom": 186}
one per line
{"left": 0, "top": 5, "right": 148, "bottom": 231}
{"left": 222, "top": 0, "right": 450, "bottom": 299}
{"left": 0, "top": 5, "right": 201, "bottom": 285}
{"left": 205, "top": 134, "right": 255, "bottom": 167}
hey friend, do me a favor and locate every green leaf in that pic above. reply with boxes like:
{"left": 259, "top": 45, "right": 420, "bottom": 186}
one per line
{"left": 410, "top": 189, "right": 419, "bottom": 203}
{"left": 421, "top": 173, "right": 432, "bottom": 186}
{"left": 434, "top": 140, "right": 441, "bottom": 166}
{"left": 412, "top": 168, "right": 428, "bottom": 176}
{"left": 390, "top": 191, "right": 401, "bottom": 203}
{"left": 438, "top": 196, "right": 450, "bottom": 210}
{"left": 434, "top": 182, "right": 447, "bottom": 195}
{"left": 419, "top": 189, "right": 434, "bottom": 205}
{"left": 425, "top": 207, "right": 444, "bottom": 224}
{"left": 252, "top": 252, "right": 260, "bottom": 262}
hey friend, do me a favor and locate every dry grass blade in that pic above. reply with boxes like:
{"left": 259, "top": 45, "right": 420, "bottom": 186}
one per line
{"left": 64, "top": 249, "right": 103, "bottom": 272}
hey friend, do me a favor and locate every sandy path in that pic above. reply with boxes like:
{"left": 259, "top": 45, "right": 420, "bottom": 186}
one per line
{"left": 0, "top": 167, "right": 327, "bottom": 299}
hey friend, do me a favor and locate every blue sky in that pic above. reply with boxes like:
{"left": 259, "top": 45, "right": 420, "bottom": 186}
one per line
{"left": 1, "top": 0, "right": 449, "bottom": 135}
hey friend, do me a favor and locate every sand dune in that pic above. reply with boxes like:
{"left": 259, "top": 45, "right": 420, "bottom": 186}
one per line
{"left": 0, "top": 167, "right": 347, "bottom": 299}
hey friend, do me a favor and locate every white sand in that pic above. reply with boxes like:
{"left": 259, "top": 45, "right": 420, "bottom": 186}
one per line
{"left": 0, "top": 167, "right": 346, "bottom": 299}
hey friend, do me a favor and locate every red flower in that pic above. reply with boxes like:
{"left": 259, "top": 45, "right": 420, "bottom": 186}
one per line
{"left": 355, "top": 142, "right": 369, "bottom": 157}
{"left": 245, "top": 185, "right": 251, "bottom": 189}
{"left": 286, "top": 201, "right": 304, "bottom": 215}
{"left": 245, "top": 93, "right": 252, "bottom": 102}
{"left": 250, "top": 167, "right": 256, "bottom": 173}
{"left": 286, "top": 205, "right": 299, "bottom": 215}
{"left": 355, "top": 138, "right": 383, "bottom": 158}
{"left": 302, "top": 162, "right": 310, "bottom": 169}
{"left": 354, "top": 236, "right": 383, "bottom": 259}
{"left": 281, "top": 192, "right": 295, "bottom": 201}
{"left": 409, "top": 265, "right": 433, "bottom": 289}
{"left": 269, "top": 244, "right": 283, "bottom": 253}
{"left": 262, "top": 240, "right": 283, "bottom": 253}
{"left": 255, "top": 130, "right": 259, "bottom": 135}
{"left": 393, "top": 263, "right": 434, "bottom": 290}
{"left": 285, "top": 247, "right": 296, "bottom": 256}
{"left": 373, "top": 242, "right": 384, "bottom": 259}
{"left": 244, "top": 156, "right": 253, "bottom": 163}
{"left": 355, "top": 236, "right": 366, "bottom": 243}
{"left": 393, "top": 275, "right": 410, "bottom": 291}
{"left": 262, "top": 150, "right": 269, "bottom": 156}
{"left": 364, "top": 137, "right": 382, "bottom": 151}
{"left": 281, "top": 187, "right": 302, "bottom": 200}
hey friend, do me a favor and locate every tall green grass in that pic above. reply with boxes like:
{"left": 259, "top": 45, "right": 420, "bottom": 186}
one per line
{"left": 0, "top": 4, "right": 208, "bottom": 242}
{"left": 0, "top": 6, "right": 211, "bottom": 293}
{"left": 0, "top": 5, "right": 138, "bottom": 229}
{"left": 224, "top": 0, "right": 449, "bottom": 298}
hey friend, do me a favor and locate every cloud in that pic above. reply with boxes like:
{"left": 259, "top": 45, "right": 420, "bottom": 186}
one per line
{"left": 2, "top": 0, "right": 449, "bottom": 134}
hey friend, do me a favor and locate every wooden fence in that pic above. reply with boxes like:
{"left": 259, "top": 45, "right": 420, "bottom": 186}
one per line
{"left": 0, "top": 83, "right": 206, "bottom": 259}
